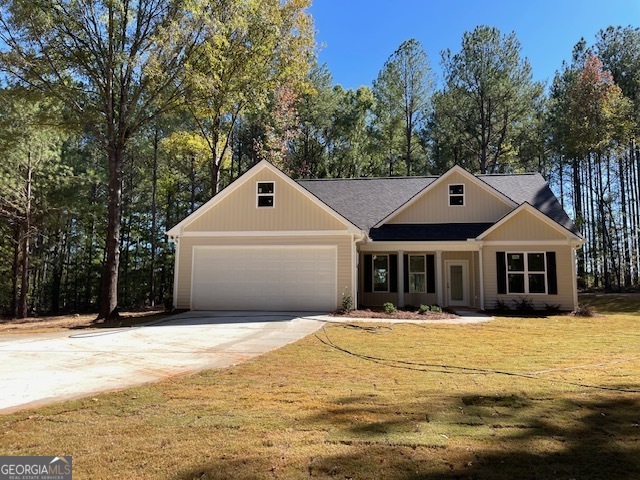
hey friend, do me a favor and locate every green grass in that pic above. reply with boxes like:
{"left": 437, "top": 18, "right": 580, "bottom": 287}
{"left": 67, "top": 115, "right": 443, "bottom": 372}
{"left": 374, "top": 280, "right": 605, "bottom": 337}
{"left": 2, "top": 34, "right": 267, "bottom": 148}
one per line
{"left": 1, "top": 310, "right": 640, "bottom": 479}
{"left": 579, "top": 292, "right": 640, "bottom": 314}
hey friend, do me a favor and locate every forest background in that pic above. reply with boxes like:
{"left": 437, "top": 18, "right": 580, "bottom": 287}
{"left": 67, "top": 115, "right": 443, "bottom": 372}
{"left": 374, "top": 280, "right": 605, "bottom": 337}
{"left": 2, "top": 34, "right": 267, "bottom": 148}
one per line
{"left": 0, "top": 0, "right": 638, "bottom": 318}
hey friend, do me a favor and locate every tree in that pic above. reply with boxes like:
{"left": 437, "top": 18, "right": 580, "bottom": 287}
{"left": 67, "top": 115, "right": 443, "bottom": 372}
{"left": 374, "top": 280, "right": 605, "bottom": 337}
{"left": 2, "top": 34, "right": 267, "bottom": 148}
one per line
{"left": 0, "top": 92, "right": 65, "bottom": 317}
{"left": 440, "top": 26, "right": 543, "bottom": 173}
{"left": 0, "top": 0, "right": 204, "bottom": 319}
{"left": 373, "top": 39, "right": 433, "bottom": 175}
{"left": 182, "top": 0, "right": 314, "bottom": 196}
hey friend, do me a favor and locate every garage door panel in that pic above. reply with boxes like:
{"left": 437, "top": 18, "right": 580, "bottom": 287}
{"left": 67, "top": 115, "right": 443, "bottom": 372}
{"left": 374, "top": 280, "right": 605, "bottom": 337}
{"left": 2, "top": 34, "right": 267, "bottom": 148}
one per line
{"left": 191, "top": 246, "right": 337, "bottom": 311}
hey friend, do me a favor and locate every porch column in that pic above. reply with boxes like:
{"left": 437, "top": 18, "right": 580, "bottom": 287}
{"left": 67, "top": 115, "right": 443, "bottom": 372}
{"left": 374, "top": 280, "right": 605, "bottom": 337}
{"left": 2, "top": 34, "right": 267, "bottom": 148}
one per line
{"left": 398, "top": 250, "right": 404, "bottom": 307}
{"left": 478, "top": 247, "right": 485, "bottom": 311}
{"left": 436, "top": 250, "right": 443, "bottom": 306}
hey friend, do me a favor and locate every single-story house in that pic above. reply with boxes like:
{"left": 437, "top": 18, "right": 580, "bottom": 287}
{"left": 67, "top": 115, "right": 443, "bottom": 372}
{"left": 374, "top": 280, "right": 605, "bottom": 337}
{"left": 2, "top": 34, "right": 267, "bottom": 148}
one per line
{"left": 167, "top": 160, "right": 584, "bottom": 312}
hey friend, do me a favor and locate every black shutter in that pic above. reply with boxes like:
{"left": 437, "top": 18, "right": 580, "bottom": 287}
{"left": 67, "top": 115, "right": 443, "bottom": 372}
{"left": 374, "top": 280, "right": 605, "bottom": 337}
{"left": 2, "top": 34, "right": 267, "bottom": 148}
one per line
{"left": 497, "top": 252, "right": 507, "bottom": 294}
{"left": 364, "top": 254, "right": 372, "bottom": 293}
{"left": 426, "top": 255, "right": 435, "bottom": 293}
{"left": 389, "top": 254, "right": 398, "bottom": 293}
{"left": 403, "top": 255, "right": 409, "bottom": 293}
{"left": 546, "top": 251, "right": 558, "bottom": 295}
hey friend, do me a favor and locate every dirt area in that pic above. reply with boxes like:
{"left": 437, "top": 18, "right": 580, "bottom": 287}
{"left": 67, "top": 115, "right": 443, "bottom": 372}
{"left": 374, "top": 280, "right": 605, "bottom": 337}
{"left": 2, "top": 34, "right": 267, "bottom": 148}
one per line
{"left": 334, "top": 307, "right": 457, "bottom": 321}
{"left": 0, "top": 309, "right": 172, "bottom": 334}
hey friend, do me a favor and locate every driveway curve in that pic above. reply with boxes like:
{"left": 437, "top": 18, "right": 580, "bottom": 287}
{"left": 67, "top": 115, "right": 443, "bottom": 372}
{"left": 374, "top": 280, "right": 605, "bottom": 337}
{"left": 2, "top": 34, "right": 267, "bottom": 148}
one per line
{"left": 0, "top": 312, "right": 325, "bottom": 414}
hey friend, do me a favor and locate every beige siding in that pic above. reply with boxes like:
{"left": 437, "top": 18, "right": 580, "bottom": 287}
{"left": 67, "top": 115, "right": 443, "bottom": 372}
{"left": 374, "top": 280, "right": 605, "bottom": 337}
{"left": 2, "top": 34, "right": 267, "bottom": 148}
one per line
{"left": 389, "top": 171, "right": 512, "bottom": 224}
{"left": 185, "top": 169, "right": 347, "bottom": 232}
{"left": 175, "top": 235, "right": 353, "bottom": 309}
{"left": 483, "top": 210, "right": 568, "bottom": 241}
{"left": 483, "top": 245, "right": 575, "bottom": 310}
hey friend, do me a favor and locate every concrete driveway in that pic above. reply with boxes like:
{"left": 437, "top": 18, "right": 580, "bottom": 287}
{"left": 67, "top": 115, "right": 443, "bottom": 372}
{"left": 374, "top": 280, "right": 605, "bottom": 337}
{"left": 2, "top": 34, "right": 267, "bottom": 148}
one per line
{"left": 0, "top": 311, "right": 325, "bottom": 414}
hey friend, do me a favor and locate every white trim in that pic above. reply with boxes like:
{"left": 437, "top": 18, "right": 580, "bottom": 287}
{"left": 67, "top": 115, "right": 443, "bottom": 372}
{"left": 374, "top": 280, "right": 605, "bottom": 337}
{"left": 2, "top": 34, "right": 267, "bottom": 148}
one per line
{"left": 166, "top": 160, "right": 362, "bottom": 237}
{"left": 479, "top": 247, "right": 485, "bottom": 310}
{"left": 504, "top": 251, "right": 548, "bottom": 295}
{"left": 256, "top": 181, "right": 275, "bottom": 208}
{"left": 445, "top": 260, "right": 469, "bottom": 307}
{"left": 483, "top": 239, "right": 582, "bottom": 246}
{"left": 372, "top": 254, "right": 390, "bottom": 293}
{"left": 351, "top": 234, "right": 358, "bottom": 309}
{"left": 572, "top": 246, "right": 579, "bottom": 309}
{"left": 172, "top": 238, "right": 180, "bottom": 308}
{"left": 407, "top": 254, "right": 427, "bottom": 294}
{"left": 180, "top": 230, "right": 353, "bottom": 237}
{"left": 448, "top": 183, "right": 465, "bottom": 207}
{"left": 374, "top": 165, "right": 517, "bottom": 227}
{"left": 398, "top": 251, "right": 405, "bottom": 307}
{"left": 477, "top": 202, "right": 585, "bottom": 242}
{"left": 436, "top": 251, "right": 443, "bottom": 306}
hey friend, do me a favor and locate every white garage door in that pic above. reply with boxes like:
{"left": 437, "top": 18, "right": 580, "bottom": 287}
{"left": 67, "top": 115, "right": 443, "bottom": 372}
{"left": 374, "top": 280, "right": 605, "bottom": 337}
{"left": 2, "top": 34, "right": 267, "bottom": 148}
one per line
{"left": 191, "top": 246, "right": 337, "bottom": 311}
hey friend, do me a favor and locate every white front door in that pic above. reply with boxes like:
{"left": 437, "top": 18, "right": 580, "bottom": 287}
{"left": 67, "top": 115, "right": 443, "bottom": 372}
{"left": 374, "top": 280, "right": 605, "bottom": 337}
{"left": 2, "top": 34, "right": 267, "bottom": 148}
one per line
{"left": 446, "top": 261, "right": 468, "bottom": 307}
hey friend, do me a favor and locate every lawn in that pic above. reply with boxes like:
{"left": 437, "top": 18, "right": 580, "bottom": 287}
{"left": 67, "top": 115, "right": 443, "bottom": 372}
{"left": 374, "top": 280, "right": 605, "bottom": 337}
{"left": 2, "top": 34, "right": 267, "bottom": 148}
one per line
{"left": 0, "top": 309, "right": 172, "bottom": 334}
{"left": 1, "top": 309, "right": 639, "bottom": 478}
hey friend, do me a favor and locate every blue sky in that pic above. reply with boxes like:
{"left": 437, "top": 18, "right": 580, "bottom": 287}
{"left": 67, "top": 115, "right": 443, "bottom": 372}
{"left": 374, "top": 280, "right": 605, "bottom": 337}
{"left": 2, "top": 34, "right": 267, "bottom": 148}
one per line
{"left": 309, "top": 0, "right": 640, "bottom": 89}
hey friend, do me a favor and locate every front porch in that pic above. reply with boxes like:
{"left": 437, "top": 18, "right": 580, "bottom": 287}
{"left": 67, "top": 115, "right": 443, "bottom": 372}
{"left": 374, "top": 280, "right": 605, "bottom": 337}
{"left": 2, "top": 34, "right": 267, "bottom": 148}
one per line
{"left": 358, "top": 242, "right": 483, "bottom": 309}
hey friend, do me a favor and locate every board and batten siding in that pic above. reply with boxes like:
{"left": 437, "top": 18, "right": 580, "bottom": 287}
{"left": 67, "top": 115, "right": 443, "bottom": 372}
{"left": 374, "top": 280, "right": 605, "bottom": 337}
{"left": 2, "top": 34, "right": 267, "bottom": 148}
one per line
{"left": 482, "top": 209, "right": 569, "bottom": 241}
{"left": 481, "top": 209, "right": 578, "bottom": 310}
{"left": 483, "top": 244, "right": 575, "bottom": 310}
{"left": 175, "top": 235, "right": 353, "bottom": 309}
{"left": 184, "top": 169, "right": 347, "bottom": 232}
{"left": 388, "top": 171, "right": 513, "bottom": 224}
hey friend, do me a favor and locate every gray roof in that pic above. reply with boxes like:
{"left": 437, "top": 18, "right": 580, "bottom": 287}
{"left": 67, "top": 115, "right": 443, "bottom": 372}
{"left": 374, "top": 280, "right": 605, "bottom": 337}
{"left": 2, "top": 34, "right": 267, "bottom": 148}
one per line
{"left": 298, "top": 172, "right": 580, "bottom": 237}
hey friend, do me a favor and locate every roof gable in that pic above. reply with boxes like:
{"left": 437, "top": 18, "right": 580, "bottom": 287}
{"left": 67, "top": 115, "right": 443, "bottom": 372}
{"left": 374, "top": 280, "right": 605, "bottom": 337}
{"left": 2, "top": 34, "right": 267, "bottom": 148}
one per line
{"left": 376, "top": 165, "right": 517, "bottom": 227}
{"left": 167, "top": 161, "right": 360, "bottom": 236}
{"left": 478, "top": 203, "right": 584, "bottom": 242}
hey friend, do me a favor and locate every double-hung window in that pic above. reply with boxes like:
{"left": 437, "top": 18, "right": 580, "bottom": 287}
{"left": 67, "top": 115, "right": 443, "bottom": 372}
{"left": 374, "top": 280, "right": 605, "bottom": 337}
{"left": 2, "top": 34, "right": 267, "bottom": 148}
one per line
{"left": 408, "top": 255, "right": 426, "bottom": 293}
{"left": 507, "top": 252, "right": 547, "bottom": 294}
{"left": 449, "top": 184, "right": 464, "bottom": 206}
{"left": 373, "top": 255, "right": 389, "bottom": 292}
{"left": 257, "top": 182, "right": 275, "bottom": 208}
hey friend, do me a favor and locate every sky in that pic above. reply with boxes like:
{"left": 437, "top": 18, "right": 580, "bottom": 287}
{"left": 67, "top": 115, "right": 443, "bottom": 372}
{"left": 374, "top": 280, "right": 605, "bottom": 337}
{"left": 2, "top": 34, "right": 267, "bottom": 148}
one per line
{"left": 309, "top": 0, "right": 640, "bottom": 90}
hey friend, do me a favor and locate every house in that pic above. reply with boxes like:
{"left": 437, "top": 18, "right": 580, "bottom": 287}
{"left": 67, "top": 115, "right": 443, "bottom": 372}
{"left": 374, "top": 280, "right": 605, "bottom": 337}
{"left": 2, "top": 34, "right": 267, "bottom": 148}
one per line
{"left": 166, "top": 160, "right": 584, "bottom": 312}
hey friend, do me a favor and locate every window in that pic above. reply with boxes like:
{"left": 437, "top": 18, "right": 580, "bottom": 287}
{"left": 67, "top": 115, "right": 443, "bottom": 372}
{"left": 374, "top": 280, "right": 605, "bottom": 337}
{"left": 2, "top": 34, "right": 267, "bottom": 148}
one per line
{"left": 409, "top": 255, "right": 426, "bottom": 293}
{"left": 257, "top": 182, "right": 274, "bottom": 208}
{"left": 507, "top": 252, "right": 547, "bottom": 294}
{"left": 373, "top": 255, "right": 389, "bottom": 292}
{"left": 449, "top": 184, "right": 464, "bottom": 206}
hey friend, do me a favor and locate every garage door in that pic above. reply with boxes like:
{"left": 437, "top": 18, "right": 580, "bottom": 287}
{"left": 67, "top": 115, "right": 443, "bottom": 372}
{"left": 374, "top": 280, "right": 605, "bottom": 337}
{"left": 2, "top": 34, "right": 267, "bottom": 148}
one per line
{"left": 191, "top": 246, "right": 337, "bottom": 311}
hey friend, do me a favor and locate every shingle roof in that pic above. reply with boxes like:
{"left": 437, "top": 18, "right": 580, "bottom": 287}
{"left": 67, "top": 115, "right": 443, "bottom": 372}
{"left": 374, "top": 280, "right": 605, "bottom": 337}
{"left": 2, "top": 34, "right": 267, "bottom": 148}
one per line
{"left": 298, "top": 172, "right": 580, "bottom": 238}
{"left": 479, "top": 173, "right": 578, "bottom": 234}
{"left": 298, "top": 177, "right": 436, "bottom": 232}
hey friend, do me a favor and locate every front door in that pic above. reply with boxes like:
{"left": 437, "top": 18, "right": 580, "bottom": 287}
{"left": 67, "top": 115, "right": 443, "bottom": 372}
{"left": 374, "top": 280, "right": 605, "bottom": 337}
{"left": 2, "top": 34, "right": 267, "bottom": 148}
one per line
{"left": 446, "top": 261, "right": 468, "bottom": 307}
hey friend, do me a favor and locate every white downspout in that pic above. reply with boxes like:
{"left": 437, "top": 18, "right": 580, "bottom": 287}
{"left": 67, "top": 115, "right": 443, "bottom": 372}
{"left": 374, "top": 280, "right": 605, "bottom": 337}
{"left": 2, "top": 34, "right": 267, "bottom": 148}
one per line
{"left": 478, "top": 245, "right": 485, "bottom": 311}
{"left": 436, "top": 250, "right": 443, "bottom": 306}
{"left": 398, "top": 250, "right": 404, "bottom": 307}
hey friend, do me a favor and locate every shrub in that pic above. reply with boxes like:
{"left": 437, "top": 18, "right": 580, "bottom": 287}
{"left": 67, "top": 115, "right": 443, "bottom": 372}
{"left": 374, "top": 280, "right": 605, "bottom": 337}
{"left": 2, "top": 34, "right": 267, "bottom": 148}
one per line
{"left": 341, "top": 289, "right": 353, "bottom": 312}
{"left": 419, "top": 304, "right": 430, "bottom": 314}
{"left": 494, "top": 299, "right": 510, "bottom": 312}
{"left": 571, "top": 304, "right": 595, "bottom": 317}
{"left": 512, "top": 297, "right": 535, "bottom": 313}
{"left": 383, "top": 302, "right": 397, "bottom": 315}
{"left": 545, "top": 303, "right": 561, "bottom": 314}
{"left": 430, "top": 305, "right": 442, "bottom": 313}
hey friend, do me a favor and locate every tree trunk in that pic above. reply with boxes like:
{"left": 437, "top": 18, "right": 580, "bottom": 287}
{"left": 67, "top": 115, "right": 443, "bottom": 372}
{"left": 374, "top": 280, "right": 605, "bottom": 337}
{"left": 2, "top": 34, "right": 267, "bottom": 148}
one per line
{"left": 150, "top": 126, "right": 158, "bottom": 307}
{"left": 11, "top": 220, "right": 20, "bottom": 318}
{"left": 98, "top": 145, "right": 124, "bottom": 320}
{"left": 18, "top": 151, "right": 32, "bottom": 319}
